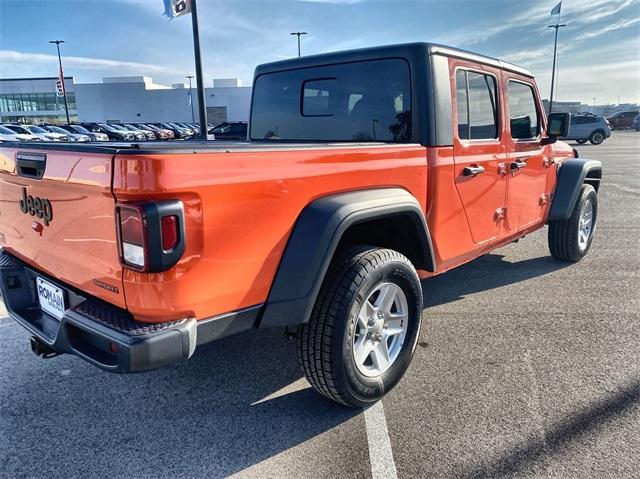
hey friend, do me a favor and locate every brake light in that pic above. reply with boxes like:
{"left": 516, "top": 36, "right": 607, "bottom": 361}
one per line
{"left": 116, "top": 201, "right": 185, "bottom": 273}
{"left": 161, "top": 215, "right": 178, "bottom": 250}
{"left": 118, "top": 206, "right": 146, "bottom": 269}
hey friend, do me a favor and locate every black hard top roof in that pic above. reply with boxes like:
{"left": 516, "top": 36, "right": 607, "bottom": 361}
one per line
{"left": 254, "top": 42, "right": 533, "bottom": 78}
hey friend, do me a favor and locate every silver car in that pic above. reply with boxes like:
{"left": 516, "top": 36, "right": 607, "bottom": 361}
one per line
{"left": 562, "top": 114, "right": 611, "bottom": 145}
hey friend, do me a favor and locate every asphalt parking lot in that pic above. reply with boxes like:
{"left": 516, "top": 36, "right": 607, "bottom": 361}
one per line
{"left": 1, "top": 132, "right": 639, "bottom": 478}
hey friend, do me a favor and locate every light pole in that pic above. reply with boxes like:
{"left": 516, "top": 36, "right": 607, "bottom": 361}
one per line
{"left": 186, "top": 75, "right": 195, "bottom": 123}
{"left": 290, "top": 31, "right": 307, "bottom": 58}
{"left": 49, "top": 40, "right": 71, "bottom": 125}
{"left": 593, "top": 97, "right": 597, "bottom": 114}
{"left": 190, "top": 0, "right": 208, "bottom": 139}
{"left": 547, "top": 22, "right": 566, "bottom": 113}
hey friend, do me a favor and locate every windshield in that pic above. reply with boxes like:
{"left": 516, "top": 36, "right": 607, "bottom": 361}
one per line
{"left": 0, "top": 126, "right": 17, "bottom": 134}
{"left": 72, "top": 125, "right": 90, "bottom": 134}
{"left": 6, "top": 125, "right": 30, "bottom": 134}
{"left": 251, "top": 58, "right": 412, "bottom": 142}
{"left": 99, "top": 124, "right": 119, "bottom": 132}
{"left": 47, "top": 126, "right": 68, "bottom": 134}
{"left": 26, "top": 125, "right": 48, "bottom": 134}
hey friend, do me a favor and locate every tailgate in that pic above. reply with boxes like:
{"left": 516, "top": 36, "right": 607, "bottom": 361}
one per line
{"left": 0, "top": 146, "right": 124, "bottom": 308}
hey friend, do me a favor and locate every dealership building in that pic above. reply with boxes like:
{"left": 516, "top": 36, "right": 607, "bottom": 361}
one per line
{"left": 0, "top": 76, "right": 252, "bottom": 126}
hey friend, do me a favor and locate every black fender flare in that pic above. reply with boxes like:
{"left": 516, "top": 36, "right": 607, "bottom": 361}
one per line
{"left": 258, "top": 188, "right": 434, "bottom": 329}
{"left": 548, "top": 159, "right": 602, "bottom": 221}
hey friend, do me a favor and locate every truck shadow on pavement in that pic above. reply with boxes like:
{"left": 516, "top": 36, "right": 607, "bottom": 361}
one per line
{"left": 421, "top": 253, "right": 570, "bottom": 308}
{"left": 0, "top": 325, "right": 359, "bottom": 478}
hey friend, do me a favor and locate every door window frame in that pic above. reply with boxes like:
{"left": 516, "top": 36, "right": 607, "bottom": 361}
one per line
{"left": 506, "top": 79, "right": 542, "bottom": 142}
{"left": 454, "top": 66, "right": 501, "bottom": 144}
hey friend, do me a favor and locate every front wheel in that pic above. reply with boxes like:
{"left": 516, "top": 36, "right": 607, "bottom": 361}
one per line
{"left": 548, "top": 184, "right": 598, "bottom": 262}
{"left": 297, "top": 247, "right": 423, "bottom": 407}
{"left": 590, "top": 131, "right": 605, "bottom": 145}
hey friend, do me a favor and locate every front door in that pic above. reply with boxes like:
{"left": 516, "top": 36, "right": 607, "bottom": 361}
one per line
{"left": 451, "top": 60, "right": 507, "bottom": 245}
{"left": 503, "top": 77, "right": 549, "bottom": 232}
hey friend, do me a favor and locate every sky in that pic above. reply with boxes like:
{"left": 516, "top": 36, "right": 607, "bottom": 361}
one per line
{"left": 0, "top": 0, "right": 638, "bottom": 105}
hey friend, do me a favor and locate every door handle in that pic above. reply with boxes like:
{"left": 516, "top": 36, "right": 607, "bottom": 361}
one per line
{"left": 510, "top": 160, "right": 527, "bottom": 171}
{"left": 463, "top": 165, "right": 485, "bottom": 177}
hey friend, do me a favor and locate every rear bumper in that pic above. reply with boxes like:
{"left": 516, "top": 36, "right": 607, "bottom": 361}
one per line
{"left": 0, "top": 250, "right": 196, "bottom": 373}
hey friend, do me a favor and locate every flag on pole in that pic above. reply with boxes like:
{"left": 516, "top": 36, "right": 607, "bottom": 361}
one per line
{"left": 163, "top": 0, "right": 191, "bottom": 19}
{"left": 55, "top": 65, "right": 65, "bottom": 98}
{"left": 551, "top": 1, "right": 562, "bottom": 16}
{"left": 187, "top": 89, "right": 192, "bottom": 106}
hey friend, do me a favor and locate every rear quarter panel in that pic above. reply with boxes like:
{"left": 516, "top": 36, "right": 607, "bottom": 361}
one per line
{"left": 113, "top": 145, "right": 428, "bottom": 322}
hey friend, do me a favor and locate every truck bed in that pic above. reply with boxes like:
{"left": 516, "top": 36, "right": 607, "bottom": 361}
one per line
{"left": 4, "top": 140, "right": 408, "bottom": 155}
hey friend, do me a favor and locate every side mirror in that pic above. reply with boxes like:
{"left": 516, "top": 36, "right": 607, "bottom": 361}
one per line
{"left": 542, "top": 112, "right": 570, "bottom": 145}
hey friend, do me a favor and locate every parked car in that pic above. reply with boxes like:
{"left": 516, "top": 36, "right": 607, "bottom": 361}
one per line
{"left": 0, "top": 125, "right": 39, "bottom": 142}
{"left": 154, "top": 122, "right": 190, "bottom": 139}
{"left": 209, "top": 122, "right": 248, "bottom": 141}
{"left": 43, "top": 125, "right": 91, "bottom": 142}
{"left": 0, "top": 42, "right": 601, "bottom": 407}
{"left": 607, "top": 110, "right": 639, "bottom": 129}
{"left": 562, "top": 114, "right": 611, "bottom": 145}
{"left": 121, "top": 124, "right": 155, "bottom": 141}
{"left": 2, "top": 124, "right": 67, "bottom": 141}
{"left": 633, "top": 114, "right": 640, "bottom": 131}
{"left": 59, "top": 124, "right": 109, "bottom": 142}
{"left": 130, "top": 123, "right": 163, "bottom": 140}
{"left": 108, "top": 123, "right": 146, "bottom": 141}
{"left": 81, "top": 122, "right": 136, "bottom": 141}
{"left": 137, "top": 123, "right": 174, "bottom": 140}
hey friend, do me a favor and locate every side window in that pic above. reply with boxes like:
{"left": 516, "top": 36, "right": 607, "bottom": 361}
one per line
{"left": 455, "top": 69, "right": 498, "bottom": 140}
{"left": 508, "top": 81, "right": 540, "bottom": 139}
{"left": 302, "top": 79, "right": 334, "bottom": 116}
{"left": 455, "top": 70, "right": 469, "bottom": 139}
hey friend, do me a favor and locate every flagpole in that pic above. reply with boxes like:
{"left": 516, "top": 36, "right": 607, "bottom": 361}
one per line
{"left": 49, "top": 40, "right": 71, "bottom": 125}
{"left": 190, "top": 0, "right": 208, "bottom": 139}
{"left": 548, "top": 6, "right": 566, "bottom": 113}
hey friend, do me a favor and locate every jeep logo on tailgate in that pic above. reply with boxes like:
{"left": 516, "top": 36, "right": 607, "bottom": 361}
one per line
{"left": 19, "top": 187, "right": 53, "bottom": 226}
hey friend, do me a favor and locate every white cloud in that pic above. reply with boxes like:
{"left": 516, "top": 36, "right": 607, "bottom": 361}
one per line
{"left": 0, "top": 50, "right": 181, "bottom": 75}
{"left": 574, "top": 16, "right": 640, "bottom": 41}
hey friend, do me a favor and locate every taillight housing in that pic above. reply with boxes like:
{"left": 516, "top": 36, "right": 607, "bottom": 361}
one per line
{"left": 116, "top": 200, "right": 185, "bottom": 272}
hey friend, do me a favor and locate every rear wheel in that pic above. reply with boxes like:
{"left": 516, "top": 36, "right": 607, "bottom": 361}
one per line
{"left": 297, "top": 247, "right": 423, "bottom": 407}
{"left": 548, "top": 184, "right": 597, "bottom": 262}
{"left": 589, "top": 130, "right": 605, "bottom": 145}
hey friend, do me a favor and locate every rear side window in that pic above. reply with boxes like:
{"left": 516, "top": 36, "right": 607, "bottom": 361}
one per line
{"left": 508, "top": 81, "right": 540, "bottom": 139}
{"left": 251, "top": 58, "right": 411, "bottom": 142}
{"left": 455, "top": 70, "right": 498, "bottom": 140}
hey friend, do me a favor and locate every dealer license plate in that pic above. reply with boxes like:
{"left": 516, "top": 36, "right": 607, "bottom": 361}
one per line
{"left": 36, "top": 277, "right": 66, "bottom": 320}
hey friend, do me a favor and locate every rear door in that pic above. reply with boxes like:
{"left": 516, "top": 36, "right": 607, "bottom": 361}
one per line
{"left": 451, "top": 59, "right": 507, "bottom": 245}
{"left": 0, "top": 146, "right": 124, "bottom": 307}
{"left": 503, "top": 76, "right": 550, "bottom": 232}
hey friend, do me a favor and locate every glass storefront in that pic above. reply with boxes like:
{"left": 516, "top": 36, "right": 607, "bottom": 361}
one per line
{"left": 0, "top": 92, "right": 77, "bottom": 112}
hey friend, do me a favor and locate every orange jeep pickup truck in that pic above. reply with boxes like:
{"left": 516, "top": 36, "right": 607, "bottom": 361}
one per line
{"left": 0, "top": 43, "right": 601, "bottom": 406}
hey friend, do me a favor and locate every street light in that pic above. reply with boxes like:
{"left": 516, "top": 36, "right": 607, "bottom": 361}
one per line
{"left": 186, "top": 75, "right": 195, "bottom": 123}
{"left": 290, "top": 31, "right": 307, "bottom": 58}
{"left": 49, "top": 40, "right": 71, "bottom": 125}
{"left": 593, "top": 97, "right": 597, "bottom": 114}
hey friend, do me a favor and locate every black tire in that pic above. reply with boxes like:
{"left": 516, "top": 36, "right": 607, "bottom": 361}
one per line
{"left": 548, "top": 184, "right": 598, "bottom": 262}
{"left": 576, "top": 139, "right": 588, "bottom": 144}
{"left": 589, "top": 130, "right": 605, "bottom": 145}
{"left": 297, "top": 247, "right": 423, "bottom": 407}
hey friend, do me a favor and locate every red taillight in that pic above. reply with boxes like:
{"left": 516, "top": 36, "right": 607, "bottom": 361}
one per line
{"left": 116, "top": 200, "right": 184, "bottom": 273}
{"left": 161, "top": 215, "right": 178, "bottom": 250}
{"left": 118, "top": 206, "right": 146, "bottom": 269}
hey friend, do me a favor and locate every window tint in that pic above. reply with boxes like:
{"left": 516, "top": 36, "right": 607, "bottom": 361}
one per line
{"left": 508, "top": 81, "right": 540, "bottom": 139}
{"left": 455, "top": 70, "right": 469, "bottom": 139}
{"left": 455, "top": 70, "right": 498, "bottom": 140}
{"left": 251, "top": 58, "right": 411, "bottom": 142}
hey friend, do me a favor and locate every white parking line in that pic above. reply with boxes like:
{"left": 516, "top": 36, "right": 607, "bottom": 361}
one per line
{"left": 364, "top": 401, "right": 398, "bottom": 479}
